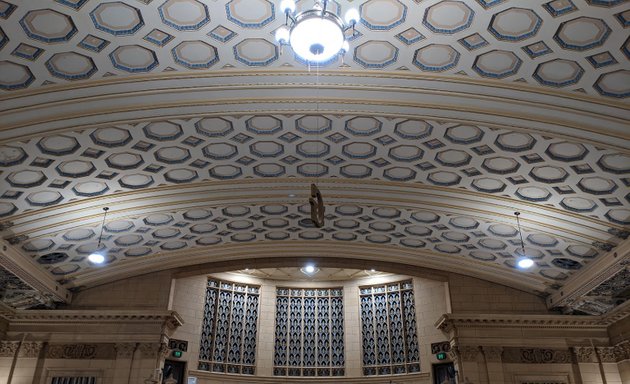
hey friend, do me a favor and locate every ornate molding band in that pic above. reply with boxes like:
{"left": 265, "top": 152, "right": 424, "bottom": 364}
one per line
{"left": 503, "top": 348, "right": 572, "bottom": 364}
{"left": 47, "top": 343, "right": 115, "bottom": 360}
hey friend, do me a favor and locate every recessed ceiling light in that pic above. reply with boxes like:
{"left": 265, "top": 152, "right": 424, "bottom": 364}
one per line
{"left": 370, "top": 268, "right": 376, "bottom": 272}
{"left": 517, "top": 257, "right": 534, "bottom": 269}
{"left": 288, "top": 193, "right": 296, "bottom": 198}
{"left": 304, "top": 264, "right": 315, "bottom": 274}
{"left": 88, "top": 252, "right": 105, "bottom": 264}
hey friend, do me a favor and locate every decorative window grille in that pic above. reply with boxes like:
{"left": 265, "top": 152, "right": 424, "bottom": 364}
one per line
{"left": 198, "top": 279, "right": 260, "bottom": 375}
{"left": 360, "top": 280, "right": 420, "bottom": 376}
{"left": 50, "top": 378, "right": 96, "bottom": 384}
{"left": 273, "top": 287, "right": 344, "bottom": 377}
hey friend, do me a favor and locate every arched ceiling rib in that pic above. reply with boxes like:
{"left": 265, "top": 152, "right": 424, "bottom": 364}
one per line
{"left": 0, "top": 0, "right": 628, "bottom": 310}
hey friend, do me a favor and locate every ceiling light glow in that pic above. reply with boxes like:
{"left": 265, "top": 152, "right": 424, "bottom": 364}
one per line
{"left": 304, "top": 264, "right": 315, "bottom": 274}
{"left": 517, "top": 257, "right": 534, "bottom": 269}
{"left": 88, "top": 252, "right": 105, "bottom": 264}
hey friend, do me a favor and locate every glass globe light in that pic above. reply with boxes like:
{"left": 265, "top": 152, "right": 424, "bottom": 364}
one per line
{"left": 280, "top": 0, "right": 296, "bottom": 13}
{"left": 344, "top": 8, "right": 360, "bottom": 25}
{"left": 290, "top": 15, "right": 345, "bottom": 62}
{"left": 275, "top": 26, "right": 290, "bottom": 44}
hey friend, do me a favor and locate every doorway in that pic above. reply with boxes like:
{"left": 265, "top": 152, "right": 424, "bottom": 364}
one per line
{"left": 163, "top": 360, "right": 186, "bottom": 384}
{"left": 433, "top": 362, "right": 456, "bottom": 384}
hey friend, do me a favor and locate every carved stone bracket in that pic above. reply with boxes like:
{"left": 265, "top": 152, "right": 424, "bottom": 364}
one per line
{"left": 115, "top": 343, "right": 137, "bottom": 359}
{"left": 572, "top": 346, "right": 595, "bottom": 363}
{"left": 158, "top": 342, "right": 169, "bottom": 359}
{"left": 482, "top": 346, "right": 503, "bottom": 362}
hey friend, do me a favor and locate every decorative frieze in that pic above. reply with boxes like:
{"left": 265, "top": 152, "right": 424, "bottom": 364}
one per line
{"left": 503, "top": 348, "right": 571, "bottom": 364}
{"left": 47, "top": 343, "right": 115, "bottom": 360}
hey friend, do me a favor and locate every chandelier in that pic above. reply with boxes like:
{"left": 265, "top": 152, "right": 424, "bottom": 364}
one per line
{"left": 275, "top": 0, "right": 360, "bottom": 63}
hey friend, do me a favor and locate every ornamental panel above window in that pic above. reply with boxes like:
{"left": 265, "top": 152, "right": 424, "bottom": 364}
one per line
{"left": 360, "top": 280, "right": 420, "bottom": 376}
{"left": 198, "top": 279, "right": 260, "bottom": 375}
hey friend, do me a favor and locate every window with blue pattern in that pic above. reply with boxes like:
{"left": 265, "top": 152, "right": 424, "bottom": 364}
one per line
{"left": 198, "top": 279, "right": 260, "bottom": 375}
{"left": 360, "top": 280, "right": 420, "bottom": 376}
{"left": 273, "top": 287, "right": 345, "bottom": 377}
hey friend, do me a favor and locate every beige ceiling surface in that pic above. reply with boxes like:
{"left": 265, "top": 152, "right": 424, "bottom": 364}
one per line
{"left": 0, "top": 0, "right": 629, "bottom": 303}
{"left": 225, "top": 267, "right": 392, "bottom": 281}
{"left": 0, "top": 0, "right": 628, "bottom": 97}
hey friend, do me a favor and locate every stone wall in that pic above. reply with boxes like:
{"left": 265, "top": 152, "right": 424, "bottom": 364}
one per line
{"left": 0, "top": 269, "right": 628, "bottom": 384}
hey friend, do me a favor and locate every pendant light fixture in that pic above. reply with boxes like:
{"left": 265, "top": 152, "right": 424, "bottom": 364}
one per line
{"left": 88, "top": 207, "right": 109, "bottom": 264}
{"left": 514, "top": 212, "right": 534, "bottom": 269}
{"left": 275, "top": 0, "right": 359, "bottom": 63}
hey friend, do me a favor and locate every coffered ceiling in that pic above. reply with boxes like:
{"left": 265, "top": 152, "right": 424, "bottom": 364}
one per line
{"left": 0, "top": 0, "right": 628, "bottom": 314}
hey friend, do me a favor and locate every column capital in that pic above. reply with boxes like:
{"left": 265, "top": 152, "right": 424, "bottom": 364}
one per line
{"left": 138, "top": 342, "right": 161, "bottom": 359}
{"left": 0, "top": 341, "right": 19, "bottom": 357}
{"left": 115, "top": 343, "right": 137, "bottom": 358}
{"left": 572, "top": 346, "right": 594, "bottom": 363}
{"left": 482, "top": 346, "right": 503, "bottom": 362}
{"left": 457, "top": 345, "right": 480, "bottom": 361}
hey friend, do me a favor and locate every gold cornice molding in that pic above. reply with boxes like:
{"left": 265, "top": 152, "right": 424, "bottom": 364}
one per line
{"left": 1, "top": 309, "right": 183, "bottom": 324}
{"left": 1, "top": 69, "right": 624, "bottom": 108}
{"left": 3, "top": 97, "right": 628, "bottom": 148}
{"left": 435, "top": 313, "right": 611, "bottom": 331}
{"left": 3, "top": 84, "right": 626, "bottom": 134}
{"left": 1, "top": 71, "right": 627, "bottom": 150}
{"left": 64, "top": 240, "right": 549, "bottom": 293}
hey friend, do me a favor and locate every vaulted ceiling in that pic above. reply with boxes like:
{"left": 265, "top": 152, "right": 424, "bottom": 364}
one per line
{"left": 0, "top": 0, "right": 628, "bottom": 314}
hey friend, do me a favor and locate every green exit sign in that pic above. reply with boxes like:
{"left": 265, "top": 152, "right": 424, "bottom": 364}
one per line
{"left": 172, "top": 350, "right": 183, "bottom": 358}
{"left": 436, "top": 352, "right": 447, "bottom": 360}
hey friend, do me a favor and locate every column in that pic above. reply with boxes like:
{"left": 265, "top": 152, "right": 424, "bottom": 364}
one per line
{"left": 454, "top": 345, "right": 482, "bottom": 384}
{"left": 343, "top": 281, "right": 361, "bottom": 376}
{"left": 113, "top": 343, "right": 137, "bottom": 384}
{"left": 7, "top": 341, "right": 43, "bottom": 384}
{"left": 255, "top": 282, "right": 276, "bottom": 376}
{"left": 134, "top": 343, "right": 162, "bottom": 383}
{"left": 573, "top": 346, "right": 601, "bottom": 384}
{"left": 597, "top": 347, "right": 623, "bottom": 384}
{"left": 615, "top": 341, "right": 630, "bottom": 384}
{"left": 482, "top": 346, "right": 504, "bottom": 384}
